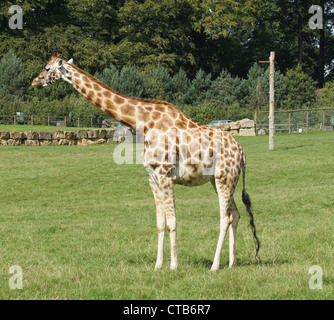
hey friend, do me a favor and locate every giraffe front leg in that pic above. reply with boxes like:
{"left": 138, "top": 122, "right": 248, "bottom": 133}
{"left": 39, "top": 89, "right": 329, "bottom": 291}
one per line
{"left": 166, "top": 212, "right": 178, "bottom": 270}
{"left": 155, "top": 202, "right": 165, "bottom": 271}
{"left": 149, "top": 175, "right": 177, "bottom": 271}
{"left": 155, "top": 219, "right": 165, "bottom": 271}
{"left": 149, "top": 178, "right": 166, "bottom": 271}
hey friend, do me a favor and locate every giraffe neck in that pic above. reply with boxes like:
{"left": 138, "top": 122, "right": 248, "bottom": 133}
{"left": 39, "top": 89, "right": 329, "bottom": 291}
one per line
{"left": 63, "top": 63, "right": 139, "bottom": 129}
{"left": 60, "top": 62, "right": 200, "bottom": 135}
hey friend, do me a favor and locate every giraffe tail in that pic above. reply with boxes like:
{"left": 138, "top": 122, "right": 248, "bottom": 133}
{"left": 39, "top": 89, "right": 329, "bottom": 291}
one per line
{"left": 241, "top": 154, "right": 261, "bottom": 262}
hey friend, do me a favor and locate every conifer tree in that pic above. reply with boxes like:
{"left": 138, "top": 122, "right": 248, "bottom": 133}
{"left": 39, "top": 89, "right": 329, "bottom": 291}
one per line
{"left": 0, "top": 50, "right": 24, "bottom": 97}
{"left": 284, "top": 64, "right": 317, "bottom": 109}
{"left": 111, "top": 65, "right": 144, "bottom": 98}
{"left": 183, "top": 69, "right": 212, "bottom": 105}
{"left": 170, "top": 68, "right": 190, "bottom": 104}
{"left": 143, "top": 65, "right": 172, "bottom": 100}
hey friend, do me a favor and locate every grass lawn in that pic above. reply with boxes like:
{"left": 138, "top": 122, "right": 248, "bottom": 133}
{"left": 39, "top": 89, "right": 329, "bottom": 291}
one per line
{"left": 0, "top": 132, "right": 333, "bottom": 300}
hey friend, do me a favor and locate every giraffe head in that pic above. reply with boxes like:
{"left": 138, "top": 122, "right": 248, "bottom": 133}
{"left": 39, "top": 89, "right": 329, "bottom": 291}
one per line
{"left": 31, "top": 50, "right": 73, "bottom": 89}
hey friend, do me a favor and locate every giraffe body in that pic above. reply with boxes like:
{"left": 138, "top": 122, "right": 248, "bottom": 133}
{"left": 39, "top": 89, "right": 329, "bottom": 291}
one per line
{"left": 32, "top": 51, "right": 260, "bottom": 271}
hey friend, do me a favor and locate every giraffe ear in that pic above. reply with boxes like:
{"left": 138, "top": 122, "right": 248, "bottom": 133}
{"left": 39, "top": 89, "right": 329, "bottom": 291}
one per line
{"left": 67, "top": 58, "right": 73, "bottom": 64}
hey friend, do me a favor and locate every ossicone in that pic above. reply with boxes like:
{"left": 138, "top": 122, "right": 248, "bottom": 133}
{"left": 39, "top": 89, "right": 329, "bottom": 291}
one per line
{"left": 52, "top": 50, "right": 62, "bottom": 58}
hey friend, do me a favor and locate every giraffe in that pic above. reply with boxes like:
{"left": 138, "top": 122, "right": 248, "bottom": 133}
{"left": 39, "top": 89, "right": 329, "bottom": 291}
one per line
{"left": 32, "top": 50, "right": 260, "bottom": 271}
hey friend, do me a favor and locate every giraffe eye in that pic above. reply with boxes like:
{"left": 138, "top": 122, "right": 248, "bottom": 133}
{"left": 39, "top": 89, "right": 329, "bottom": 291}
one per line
{"left": 45, "top": 67, "right": 50, "bottom": 72}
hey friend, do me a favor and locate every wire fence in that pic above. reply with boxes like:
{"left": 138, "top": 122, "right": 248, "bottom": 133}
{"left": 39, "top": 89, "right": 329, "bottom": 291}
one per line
{"left": 0, "top": 114, "right": 119, "bottom": 129}
{"left": 255, "top": 108, "right": 334, "bottom": 134}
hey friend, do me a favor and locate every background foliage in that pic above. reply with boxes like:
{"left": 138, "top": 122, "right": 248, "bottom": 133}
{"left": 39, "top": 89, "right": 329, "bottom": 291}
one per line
{"left": 0, "top": 0, "right": 333, "bottom": 125}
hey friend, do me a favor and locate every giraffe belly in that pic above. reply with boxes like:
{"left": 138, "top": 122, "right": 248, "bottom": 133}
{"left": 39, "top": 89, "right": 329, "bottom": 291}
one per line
{"left": 173, "top": 163, "right": 214, "bottom": 187}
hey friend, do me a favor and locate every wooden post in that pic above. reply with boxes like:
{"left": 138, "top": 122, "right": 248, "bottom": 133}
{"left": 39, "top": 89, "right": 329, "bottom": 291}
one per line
{"left": 289, "top": 112, "right": 291, "bottom": 134}
{"left": 269, "top": 51, "right": 275, "bottom": 150}
{"left": 259, "top": 52, "right": 275, "bottom": 149}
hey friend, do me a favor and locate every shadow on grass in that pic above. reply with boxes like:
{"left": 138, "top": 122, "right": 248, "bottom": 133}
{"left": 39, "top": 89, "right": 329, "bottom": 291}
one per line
{"left": 190, "top": 258, "right": 291, "bottom": 269}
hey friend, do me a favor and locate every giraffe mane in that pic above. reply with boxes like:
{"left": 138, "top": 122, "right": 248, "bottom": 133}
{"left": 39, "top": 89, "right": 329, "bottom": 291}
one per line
{"left": 69, "top": 64, "right": 173, "bottom": 107}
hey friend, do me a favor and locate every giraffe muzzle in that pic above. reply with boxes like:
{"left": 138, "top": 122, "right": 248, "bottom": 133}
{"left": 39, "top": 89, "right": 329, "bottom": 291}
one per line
{"left": 31, "top": 79, "right": 44, "bottom": 89}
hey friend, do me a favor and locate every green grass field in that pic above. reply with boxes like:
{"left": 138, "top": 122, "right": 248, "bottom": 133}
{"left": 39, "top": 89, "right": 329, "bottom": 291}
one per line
{"left": 0, "top": 132, "right": 333, "bottom": 300}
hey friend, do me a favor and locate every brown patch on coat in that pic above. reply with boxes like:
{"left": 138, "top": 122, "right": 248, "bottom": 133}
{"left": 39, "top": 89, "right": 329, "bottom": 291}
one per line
{"left": 114, "top": 96, "right": 125, "bottom": 104}
{"left": 103, "top": 91, "right": 111, "bottom": 98}
{"left": 121, "top": 104, "right": 135, "bottom": 117}
{"left": 152, "top": 111, "right": 162, "bottom": 121}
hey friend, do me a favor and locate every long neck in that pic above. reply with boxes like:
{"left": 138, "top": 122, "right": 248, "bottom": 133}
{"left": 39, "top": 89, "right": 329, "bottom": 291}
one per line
{"left": 65, "top": 64, "right": 139, "bottom": 129}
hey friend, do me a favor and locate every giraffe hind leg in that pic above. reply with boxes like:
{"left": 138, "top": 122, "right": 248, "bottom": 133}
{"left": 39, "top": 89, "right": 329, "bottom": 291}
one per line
{"left": 228, "top": 199, "right": 240, "bottom": 268}
{"left": 211, "top": 177, "right": 235, "bottom": 271}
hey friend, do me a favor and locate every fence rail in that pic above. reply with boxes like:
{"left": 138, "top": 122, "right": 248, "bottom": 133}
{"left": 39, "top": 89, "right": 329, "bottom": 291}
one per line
{"left": 255, "top": 108, "right": 334, "bottom": 134}
{"left": 0, "top": 114, "right": 119, "bottom": 129}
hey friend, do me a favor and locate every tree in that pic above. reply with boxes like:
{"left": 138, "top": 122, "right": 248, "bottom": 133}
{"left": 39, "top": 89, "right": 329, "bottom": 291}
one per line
{"left": 207, "top": 69, "right": 245, "bottom": 106}
{"left": 317, "top": 81, "right": 334, "bottom": 108}
{"left": 143, "top": 65, "right": 172, "bottom": 101}
{"left": 0, "top": 50, "right": 24, "bottom": 97}
{"left": 111, "top": 65, "right": 145, "bottom": 98}
{"left": 114, "top": 0, "right": 196, "bottom": 72}
{"left": 182, "top": 69, "right": 212, "bottom": 105}
{"left": 94, "top": 66, "right": 118, "bottom": 88}
{"left": 170, "top": 68, "right": 190, "bottom": 103}
{"left": 284, "top": 64, "right": 317, "bottom": 109}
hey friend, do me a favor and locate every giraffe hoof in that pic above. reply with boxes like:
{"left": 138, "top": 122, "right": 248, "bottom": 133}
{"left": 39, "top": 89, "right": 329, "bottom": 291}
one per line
{"left": 210, "top": 264, "right": 219, "bottom": 272}
{"left": 170, "top": 263, "right": 178, "bottom": 271}
{"left": 229, "top": 261, "right": 237, "bottom": 268}
{"left": 155, "top": 264, "right": 163, "bottom": 271}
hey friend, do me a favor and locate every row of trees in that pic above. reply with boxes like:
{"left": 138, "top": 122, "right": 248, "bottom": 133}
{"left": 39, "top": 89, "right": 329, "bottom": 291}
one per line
{"left": 0, "top": 1, "right": 333, "bottom": 124}
{"left": 1, "top": 50, "right": 333, "bottom": 125}
{"left": 1, "top": 0, "right": 333, "bottom": 83}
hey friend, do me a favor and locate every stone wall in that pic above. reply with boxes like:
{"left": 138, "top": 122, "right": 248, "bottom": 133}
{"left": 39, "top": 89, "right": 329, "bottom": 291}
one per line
{"left": 0, "top": 119, "right": 255, "bottom": 146}
{"left": 206, "top": 118, "right": 256, "bottom": 136}
{"left": 0, "top": 128, "right": 120, "bottom": 146}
